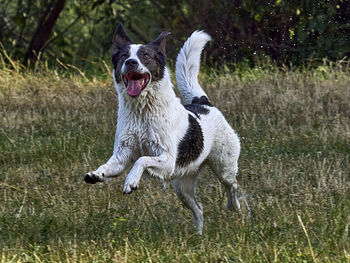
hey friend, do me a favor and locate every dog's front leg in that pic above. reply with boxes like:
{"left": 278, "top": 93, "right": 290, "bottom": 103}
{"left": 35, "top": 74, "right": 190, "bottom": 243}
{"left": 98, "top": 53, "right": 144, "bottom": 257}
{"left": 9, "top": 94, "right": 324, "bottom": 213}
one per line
{"left": 123, "top": 153, "right": 172, "bottom": 194}
{"left": 84, "top": 146, "right": 133, "bottom": 184}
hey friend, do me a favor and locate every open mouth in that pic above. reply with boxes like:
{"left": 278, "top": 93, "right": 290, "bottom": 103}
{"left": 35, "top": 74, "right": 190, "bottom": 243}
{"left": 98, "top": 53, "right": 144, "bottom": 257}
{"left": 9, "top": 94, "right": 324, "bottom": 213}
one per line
{"left": 123, "top": 72, "right": 150, "bottom": 97}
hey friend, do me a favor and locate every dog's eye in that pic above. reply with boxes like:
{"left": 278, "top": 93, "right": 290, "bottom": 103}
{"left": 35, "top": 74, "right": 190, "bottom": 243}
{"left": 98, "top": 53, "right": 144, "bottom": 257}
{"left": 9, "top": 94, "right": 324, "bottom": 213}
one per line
{"left": 143, "top": 52, "right": 150, "bottom": 59}
{"left": 120, "top": 54, "right": 128, "bottom": 60}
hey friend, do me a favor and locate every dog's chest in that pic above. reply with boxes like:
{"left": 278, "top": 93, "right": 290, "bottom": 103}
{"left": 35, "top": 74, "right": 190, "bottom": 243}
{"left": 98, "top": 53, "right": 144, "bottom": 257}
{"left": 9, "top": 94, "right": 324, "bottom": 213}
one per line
{"left": 119, "top": 98, "right": 179, "bottom": 158}
{"left": 138, "top": 127, "right": 160, "bottom": 156}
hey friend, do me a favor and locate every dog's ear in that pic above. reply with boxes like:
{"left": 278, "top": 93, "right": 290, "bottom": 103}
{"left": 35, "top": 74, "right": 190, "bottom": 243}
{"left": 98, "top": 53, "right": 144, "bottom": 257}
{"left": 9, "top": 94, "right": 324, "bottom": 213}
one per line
{"left": 112, "top": 23, "right": 132, "bottom": 52}
{"left": 150, "top": 31, "right": 171, "bottom": 55}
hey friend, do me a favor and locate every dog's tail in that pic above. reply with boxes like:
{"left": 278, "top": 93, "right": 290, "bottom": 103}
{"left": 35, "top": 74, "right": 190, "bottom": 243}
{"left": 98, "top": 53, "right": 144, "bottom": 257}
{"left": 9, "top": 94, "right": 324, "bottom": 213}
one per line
{"left": 175, "top": 31, "right": 211, "bottom": 104}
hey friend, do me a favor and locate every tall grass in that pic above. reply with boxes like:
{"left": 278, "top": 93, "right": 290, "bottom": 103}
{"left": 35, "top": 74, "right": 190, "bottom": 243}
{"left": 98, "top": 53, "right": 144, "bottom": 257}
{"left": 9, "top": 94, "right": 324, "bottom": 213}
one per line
{"left": 0, "top": 59, "right": 349, "bottom": 262}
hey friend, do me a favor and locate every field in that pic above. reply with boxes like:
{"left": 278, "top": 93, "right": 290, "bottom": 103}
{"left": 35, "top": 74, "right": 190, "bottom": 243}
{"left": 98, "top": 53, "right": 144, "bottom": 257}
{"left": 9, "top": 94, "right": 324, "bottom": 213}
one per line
{"left": 0, "top": 61, "right": 349, "bottom": 262}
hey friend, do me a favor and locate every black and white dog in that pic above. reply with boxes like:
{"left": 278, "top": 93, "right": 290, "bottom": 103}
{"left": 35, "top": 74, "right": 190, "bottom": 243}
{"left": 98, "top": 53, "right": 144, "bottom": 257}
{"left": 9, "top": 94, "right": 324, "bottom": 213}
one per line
{"left": 85, "top": 24, "right": 241, "bottom": 234}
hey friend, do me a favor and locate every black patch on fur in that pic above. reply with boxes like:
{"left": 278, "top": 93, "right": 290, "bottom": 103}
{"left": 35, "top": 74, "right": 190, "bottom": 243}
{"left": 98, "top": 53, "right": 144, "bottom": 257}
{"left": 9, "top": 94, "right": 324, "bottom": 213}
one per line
{"left": 112, "top": 44, "right": 131, "bottom": 82}
{"left": 137, "top": 45, "right": 166, "bottom": 81}
{"left": 191, "top": 96, "right": 213, "bottom": 107}
{"left": 184, "top": 95, "right": 212, "bottom": 118}
{"left": 184, "top": 104, "right": 209, "bottom": 119}
{"left": 112, "top": 23, "right": 132, "bottom": 53}
{"left": 176, "top": 114, "right": 204, "bottom": 167}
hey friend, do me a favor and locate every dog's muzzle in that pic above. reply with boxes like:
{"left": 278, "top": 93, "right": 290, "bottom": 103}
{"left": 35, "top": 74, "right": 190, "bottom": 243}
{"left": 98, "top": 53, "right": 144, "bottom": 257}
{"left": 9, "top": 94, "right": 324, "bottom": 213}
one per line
{"left": 123, "top": 71, "right": 150, "bottom": 97}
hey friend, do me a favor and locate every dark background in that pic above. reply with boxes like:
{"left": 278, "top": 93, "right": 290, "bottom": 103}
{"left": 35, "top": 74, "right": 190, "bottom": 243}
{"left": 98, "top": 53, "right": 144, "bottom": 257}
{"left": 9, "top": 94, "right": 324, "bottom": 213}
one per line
{"left": 0, "top": 0, "right": 349, "bottom": 69}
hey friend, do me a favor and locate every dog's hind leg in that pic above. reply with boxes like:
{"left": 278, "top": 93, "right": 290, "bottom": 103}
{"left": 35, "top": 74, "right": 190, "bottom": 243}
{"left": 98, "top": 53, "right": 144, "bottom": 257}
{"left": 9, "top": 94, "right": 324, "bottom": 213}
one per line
{"left": 210, "top": 162, "right": 240, "bottom": 211}
{"left": 207, "top": 129, "right": 241, "bottom": 211}
{"left": 173, "top": 174, "right": 204, "bottom": 234}
{"left": 223, "top": 169, "right": 240, "bottom": 211}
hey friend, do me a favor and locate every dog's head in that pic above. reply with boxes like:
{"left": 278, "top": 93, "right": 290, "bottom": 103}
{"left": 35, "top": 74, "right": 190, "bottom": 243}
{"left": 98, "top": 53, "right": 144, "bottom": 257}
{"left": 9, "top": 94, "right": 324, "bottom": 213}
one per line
{"left": 111, "top": 23, "right": 170, "bottom": 98}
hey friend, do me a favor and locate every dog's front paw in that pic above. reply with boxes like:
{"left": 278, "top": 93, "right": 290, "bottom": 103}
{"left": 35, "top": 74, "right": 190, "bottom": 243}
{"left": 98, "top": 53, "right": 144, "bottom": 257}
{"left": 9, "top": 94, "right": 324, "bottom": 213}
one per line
{"left": 123, "top": 175, "right": 140, "bottom": 194}
{"left": 84, "top": 171, "right": 105, "bottom": 184}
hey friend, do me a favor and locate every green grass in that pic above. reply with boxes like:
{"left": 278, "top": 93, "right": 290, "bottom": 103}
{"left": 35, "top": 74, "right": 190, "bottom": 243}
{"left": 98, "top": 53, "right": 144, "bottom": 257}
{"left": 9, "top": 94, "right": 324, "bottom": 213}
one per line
{"left": 0, "top": 61, "right": 349, "bottom": 262}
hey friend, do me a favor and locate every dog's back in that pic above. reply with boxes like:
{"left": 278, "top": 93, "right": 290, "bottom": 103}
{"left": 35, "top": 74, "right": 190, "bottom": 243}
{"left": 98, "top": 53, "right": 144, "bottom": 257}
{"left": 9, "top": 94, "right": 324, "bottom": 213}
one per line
{"left": 174, "top": 31, "right": 241, "bottom": 234}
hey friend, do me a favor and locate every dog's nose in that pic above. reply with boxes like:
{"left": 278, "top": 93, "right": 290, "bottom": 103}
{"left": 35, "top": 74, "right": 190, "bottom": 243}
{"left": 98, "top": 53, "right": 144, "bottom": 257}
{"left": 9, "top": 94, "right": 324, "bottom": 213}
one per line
{"left": 125, "top": 58, "right": 138, "bottom": 67}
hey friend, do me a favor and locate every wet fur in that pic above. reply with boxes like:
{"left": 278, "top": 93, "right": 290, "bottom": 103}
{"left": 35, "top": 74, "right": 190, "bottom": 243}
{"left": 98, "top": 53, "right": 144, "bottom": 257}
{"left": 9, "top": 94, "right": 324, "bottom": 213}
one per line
{"left": 85, "top": 24, "right": 241, "bottom": 234}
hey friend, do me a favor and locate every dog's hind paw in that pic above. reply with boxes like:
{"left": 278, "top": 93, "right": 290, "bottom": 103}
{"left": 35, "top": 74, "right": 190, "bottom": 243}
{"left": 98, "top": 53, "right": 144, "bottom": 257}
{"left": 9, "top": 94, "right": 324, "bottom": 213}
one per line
{"left": 84, "top": 172, "right": 105, "bottom": 184}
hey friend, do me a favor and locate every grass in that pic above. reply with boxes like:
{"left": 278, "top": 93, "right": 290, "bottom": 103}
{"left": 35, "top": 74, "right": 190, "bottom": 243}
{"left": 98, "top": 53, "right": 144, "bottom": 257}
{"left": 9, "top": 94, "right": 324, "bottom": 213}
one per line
{"left": 0, "top": 59, "right": 349, "bottom": 262}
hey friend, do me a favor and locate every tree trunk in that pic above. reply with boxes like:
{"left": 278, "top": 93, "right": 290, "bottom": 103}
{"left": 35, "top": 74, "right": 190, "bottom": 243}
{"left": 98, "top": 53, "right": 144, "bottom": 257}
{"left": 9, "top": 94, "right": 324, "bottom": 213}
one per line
{"left": 24, "top": 0, "right": 66, "bottom": 66}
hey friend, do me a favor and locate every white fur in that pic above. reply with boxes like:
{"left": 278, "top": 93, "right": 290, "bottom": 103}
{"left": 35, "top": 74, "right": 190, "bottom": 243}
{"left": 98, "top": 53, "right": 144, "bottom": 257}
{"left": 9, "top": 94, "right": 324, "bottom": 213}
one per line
{"left": 176, "top": 31, "right": 212, "bottom": 104}
{"left": 85, "top": 31, "right": 241, "bottom": 235}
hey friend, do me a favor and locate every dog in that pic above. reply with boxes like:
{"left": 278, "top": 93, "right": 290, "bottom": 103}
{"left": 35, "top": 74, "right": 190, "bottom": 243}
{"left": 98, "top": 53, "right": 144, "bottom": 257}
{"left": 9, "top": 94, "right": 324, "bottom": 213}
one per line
{"left": 84, "top": 23, "right": 241, "bottom": 234}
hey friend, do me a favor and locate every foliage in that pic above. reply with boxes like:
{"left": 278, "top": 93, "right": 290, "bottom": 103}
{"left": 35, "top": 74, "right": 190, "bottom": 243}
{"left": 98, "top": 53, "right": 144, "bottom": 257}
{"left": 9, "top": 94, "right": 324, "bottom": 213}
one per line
{"left": 0, "top": 0, "right": 349, "bottom": 69}
{"left": 0, "top": 62, "right": 349, "bottom": 262}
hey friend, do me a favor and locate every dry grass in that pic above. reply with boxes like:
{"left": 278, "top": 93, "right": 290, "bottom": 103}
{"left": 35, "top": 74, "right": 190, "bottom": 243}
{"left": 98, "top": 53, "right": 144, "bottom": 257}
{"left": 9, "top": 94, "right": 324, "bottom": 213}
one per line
{"left": 0, "top": 60, "right": 349, "bottom": 262}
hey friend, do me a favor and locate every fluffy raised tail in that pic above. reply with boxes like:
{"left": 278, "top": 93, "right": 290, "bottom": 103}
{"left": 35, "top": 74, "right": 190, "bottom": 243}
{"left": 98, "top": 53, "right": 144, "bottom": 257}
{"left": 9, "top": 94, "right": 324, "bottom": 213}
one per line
{"left": 175, "top": 31, "right": 211, "bottom": 104}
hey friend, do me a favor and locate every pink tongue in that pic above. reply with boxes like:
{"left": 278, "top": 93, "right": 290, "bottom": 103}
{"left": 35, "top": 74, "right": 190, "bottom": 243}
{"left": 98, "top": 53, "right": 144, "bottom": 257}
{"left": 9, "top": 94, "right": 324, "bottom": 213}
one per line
{"left": 127, "top": 79, "right": 143, "bottom": 96}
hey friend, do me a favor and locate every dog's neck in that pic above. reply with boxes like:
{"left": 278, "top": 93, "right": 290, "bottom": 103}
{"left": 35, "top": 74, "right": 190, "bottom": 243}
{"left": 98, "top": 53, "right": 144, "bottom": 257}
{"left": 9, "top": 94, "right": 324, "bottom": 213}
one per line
{"left": 115, "top": 67, "right": 180, "bottom": 118}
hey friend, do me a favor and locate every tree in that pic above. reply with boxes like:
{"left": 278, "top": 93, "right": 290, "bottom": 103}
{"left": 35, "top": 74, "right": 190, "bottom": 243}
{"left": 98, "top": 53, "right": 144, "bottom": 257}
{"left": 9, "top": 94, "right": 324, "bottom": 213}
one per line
{"left": 24, "top": 0, "right": 66, "bottom": 66}
{"left": 1, "top": 0, "right": 348, "bottom": 68}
